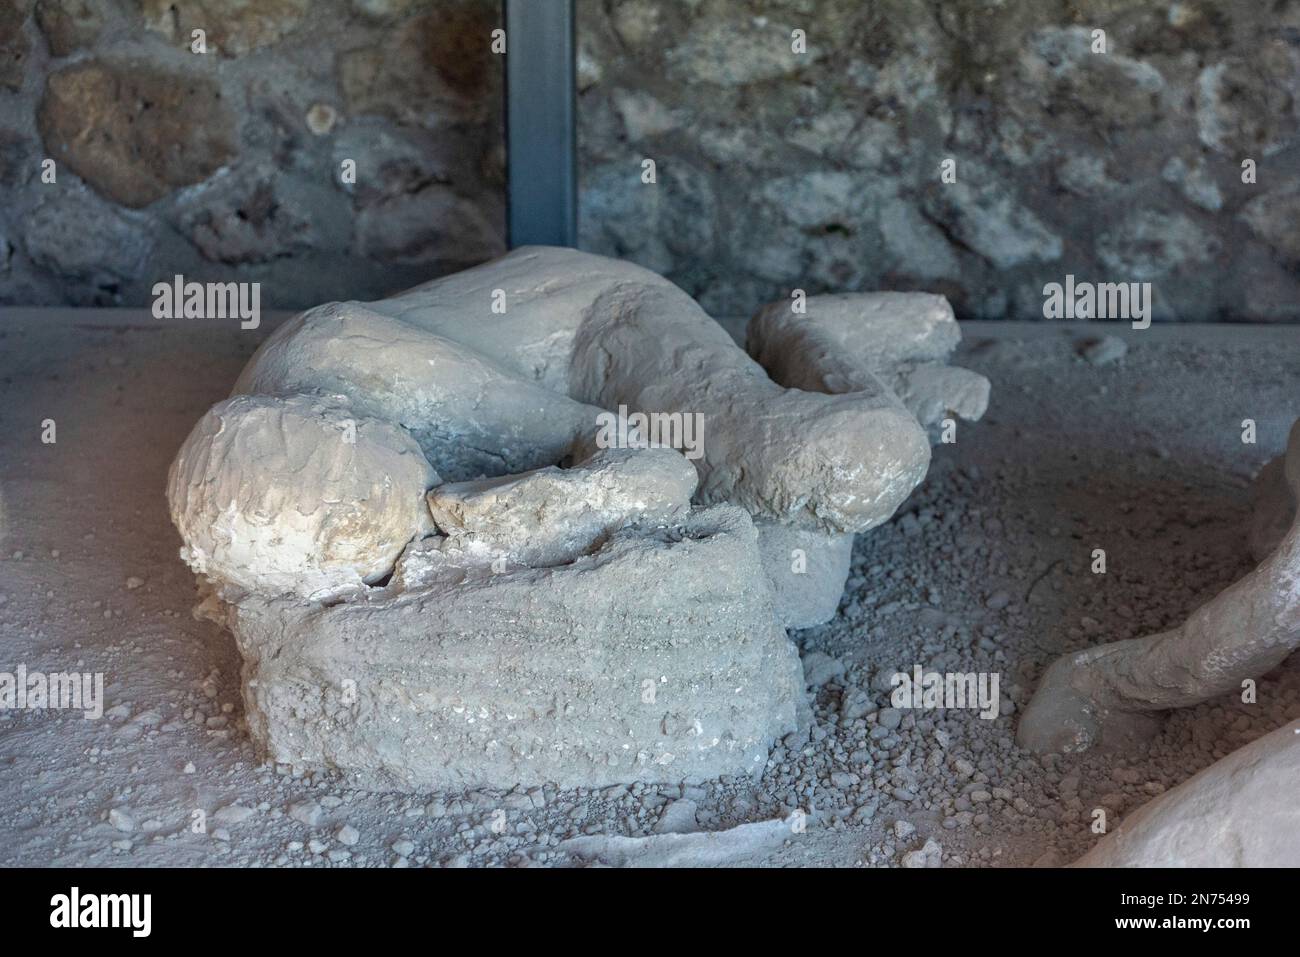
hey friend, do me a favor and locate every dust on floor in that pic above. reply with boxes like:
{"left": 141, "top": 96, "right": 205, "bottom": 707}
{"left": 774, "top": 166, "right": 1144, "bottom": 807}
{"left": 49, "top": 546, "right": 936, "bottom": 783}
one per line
{"left": 0, "top": 312, "right": 1297, "bottom": 867}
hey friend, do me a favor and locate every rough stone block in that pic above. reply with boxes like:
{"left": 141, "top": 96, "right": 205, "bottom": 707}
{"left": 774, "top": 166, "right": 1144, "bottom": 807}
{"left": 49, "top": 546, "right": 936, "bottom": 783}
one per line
{"left": 37, "top": 61, "right": 237, "bottom": 207}
{"left": 755, "top": 521, "right": 853, "bottom": 630}
{"left": 222, "top": 505, "right": 803, "bottom": 791}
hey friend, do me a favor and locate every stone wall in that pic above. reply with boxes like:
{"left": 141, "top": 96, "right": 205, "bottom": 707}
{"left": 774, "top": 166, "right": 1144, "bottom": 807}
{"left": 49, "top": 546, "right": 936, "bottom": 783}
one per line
{"left": 0, "top": 0, "right": 505, "bottom": 307}
{"left": 577, "top": 0, "right": 1300, "bottom": 321}
{"left": 1, "top": 0, "right": 1298, "bottom": 320}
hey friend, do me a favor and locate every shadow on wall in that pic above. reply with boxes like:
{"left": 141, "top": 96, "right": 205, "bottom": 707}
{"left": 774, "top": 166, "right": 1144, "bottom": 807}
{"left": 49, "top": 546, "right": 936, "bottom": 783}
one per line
{"left": 575, "top": 0, "right": 1300, "bottom": 322}
{"left": 0, "top": 0, "right": 506, "bottom": 309}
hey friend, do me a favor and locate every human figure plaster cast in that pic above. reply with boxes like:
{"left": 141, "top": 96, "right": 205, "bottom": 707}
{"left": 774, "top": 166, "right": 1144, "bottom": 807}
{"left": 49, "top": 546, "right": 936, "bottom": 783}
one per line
{"left": 1073, "top": 720, "right": 1300, "bottom": 867}
{"left": 167, "top": 246, "right": 989, "bottom": 790}
{"left": 192, "top": 246, "right": 989, "bottom": 620}
{"left": 1018, "top": 418, "right": 1300, "bottom": 755}
{"left": 747, "top": 292, "right": 990, "bottom": 434}
{"left": 745, "top": 292, "right": 990, "bottom": 625}
{"left": 167, "top": 393, "right": 438, "bottom": 600}
{"left": 241, "top": 247, "right": 951, "bottom": 533}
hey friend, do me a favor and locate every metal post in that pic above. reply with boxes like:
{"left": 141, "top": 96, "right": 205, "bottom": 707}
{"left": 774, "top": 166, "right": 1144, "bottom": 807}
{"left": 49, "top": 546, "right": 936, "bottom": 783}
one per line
{"left": 504, "top": 0, "right": 577, "bottom": 248}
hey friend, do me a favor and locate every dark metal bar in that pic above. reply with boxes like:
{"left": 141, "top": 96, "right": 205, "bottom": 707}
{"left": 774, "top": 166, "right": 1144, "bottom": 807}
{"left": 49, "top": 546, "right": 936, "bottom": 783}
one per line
{"left": 504, "top": 0, "right": 577, "bottom": 248}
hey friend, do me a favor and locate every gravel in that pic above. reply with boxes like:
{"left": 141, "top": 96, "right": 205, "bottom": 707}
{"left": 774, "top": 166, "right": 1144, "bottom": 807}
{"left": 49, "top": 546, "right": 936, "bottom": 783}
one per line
{"left": 0, "top": 314, "right": 1296, "bottom": 867}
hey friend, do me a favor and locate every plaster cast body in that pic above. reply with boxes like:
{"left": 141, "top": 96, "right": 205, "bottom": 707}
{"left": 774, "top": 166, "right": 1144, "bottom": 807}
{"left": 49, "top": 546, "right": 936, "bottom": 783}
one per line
{"left": 1074, "top": 720, "right": 1300, "bottom": 866}
{"left": 242, "top": 248, "right": 964, "bottom": 534}
{"left": 745, "top": 292, "right": 990, "bottom": 624}
{"left": 167, "top": 246, "right": 991, "bottom": 789}
{"left": 426, "top": 446, "right": 697, "bottom": 570}
{"left": 1019, "top": 418, "right": 1300, "bottom": 754}
{"left": 166, "top": 393, "right": 437, "bottom": 600}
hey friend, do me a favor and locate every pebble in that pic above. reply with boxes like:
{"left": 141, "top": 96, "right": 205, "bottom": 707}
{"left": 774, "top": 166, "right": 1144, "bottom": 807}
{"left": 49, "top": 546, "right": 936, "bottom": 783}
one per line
{"left": 900, "top": 838, "right": 943, "bottom": 869}
{"left": 213, "top": 804, "right": 255, "bottom": 826}
{"left": 1078, "top": 335, "right": 1128, "bottom": 366}
{"left": 985, "top": 590, "right": 1011, "bottom": 610}
{"left": 801, "top": 651, "right": 845, "bottom": 687}
{"left": 289, "top": 801, "right": 323, "bottom": 827}
{"left": 653, "top": 799, "right": 699, "bottom": 835}
{"left": 108, "top": 808, "right": 135, "bottom": 832}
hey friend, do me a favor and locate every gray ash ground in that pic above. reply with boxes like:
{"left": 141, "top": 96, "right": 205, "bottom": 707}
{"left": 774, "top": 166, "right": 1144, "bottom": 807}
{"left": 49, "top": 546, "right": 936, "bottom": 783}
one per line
{"left": 0, "top": 313, "right": 1297, "bottom": 867}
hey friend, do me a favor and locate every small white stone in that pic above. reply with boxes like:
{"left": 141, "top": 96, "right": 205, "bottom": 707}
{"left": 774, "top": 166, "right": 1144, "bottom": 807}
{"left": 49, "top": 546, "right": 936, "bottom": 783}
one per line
{"left": 108, "top": 807, "right": 135, "bottom": 832}
{"left": 213, "top": 804, "right": 255, "bottom": 826}
{"left": 289, "top": 801, "right": 322, "bottom": 827}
